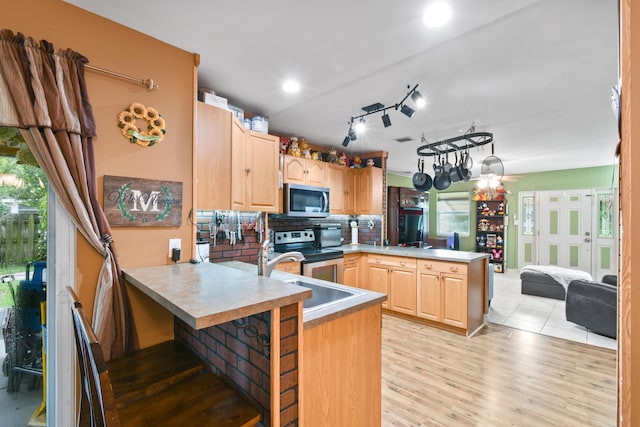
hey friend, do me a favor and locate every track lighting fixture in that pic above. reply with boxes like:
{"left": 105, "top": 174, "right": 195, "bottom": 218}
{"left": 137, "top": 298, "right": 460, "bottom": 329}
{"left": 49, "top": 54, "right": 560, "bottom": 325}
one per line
{"left": 400, "top": 104, "right": 415, "bottom": 118}
{"left": 411, "top": 90, "right": 426, "bottom": 108}
{"left": 381, "top": 113, "right": 392, "bottom": 127}
{"left": 340, "top": 83, "right": 424, "bottom": 146}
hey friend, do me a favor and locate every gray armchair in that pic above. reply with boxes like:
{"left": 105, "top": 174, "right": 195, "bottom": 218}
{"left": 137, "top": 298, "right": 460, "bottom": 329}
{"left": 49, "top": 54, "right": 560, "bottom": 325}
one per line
{"left": 565, "top": 276, "right": 617, "bottom": 339}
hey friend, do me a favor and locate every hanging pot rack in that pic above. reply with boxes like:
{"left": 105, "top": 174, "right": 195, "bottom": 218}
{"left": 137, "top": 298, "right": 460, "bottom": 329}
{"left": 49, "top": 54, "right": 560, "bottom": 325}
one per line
{"left": 416, "top": 131, "right": 493, "bottom": 157}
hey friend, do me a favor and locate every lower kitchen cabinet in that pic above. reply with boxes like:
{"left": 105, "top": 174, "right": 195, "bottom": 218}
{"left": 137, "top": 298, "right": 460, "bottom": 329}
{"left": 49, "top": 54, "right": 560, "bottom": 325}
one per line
{"left": 342, "top": 253, "right": 361, "bottom": 287}
{"left": 367, "top": 255, "right": 416, "bottom": 311}
{"left": 302, "top": 304, "right": 382, "bottom": 427}
{"left": 362, "top": 253, "right": 487, "bottom": 336}
{"left": 417, "top": 260, "right": 468, "bottom": 329}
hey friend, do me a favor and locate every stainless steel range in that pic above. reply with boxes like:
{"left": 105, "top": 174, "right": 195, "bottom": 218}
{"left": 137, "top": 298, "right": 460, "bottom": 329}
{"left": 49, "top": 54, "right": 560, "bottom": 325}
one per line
{"left": 274, "top": 224, "right": 344, "bottom": 284}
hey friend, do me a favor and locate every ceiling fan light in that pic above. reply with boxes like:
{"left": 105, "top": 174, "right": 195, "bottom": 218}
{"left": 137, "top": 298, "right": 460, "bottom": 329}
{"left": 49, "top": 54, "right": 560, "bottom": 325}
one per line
{"left": 382, "top": 113, "right": 392, "bottom": 127}
{"left": 400, "top": 104, "right": 415, "bottom": 118}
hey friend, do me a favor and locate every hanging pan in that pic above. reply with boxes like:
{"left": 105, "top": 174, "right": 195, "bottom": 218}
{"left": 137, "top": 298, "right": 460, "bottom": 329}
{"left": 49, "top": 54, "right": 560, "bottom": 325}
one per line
{"left": 412, "top": 158, "right": 432, "bottom": 191}
{"left": 433, "top": 155, "right": 451, "bottom": 190}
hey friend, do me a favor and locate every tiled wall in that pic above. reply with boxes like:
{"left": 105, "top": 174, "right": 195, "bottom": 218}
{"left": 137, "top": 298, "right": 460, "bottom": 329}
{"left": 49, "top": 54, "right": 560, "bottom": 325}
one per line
{"left": 196, "top": 211, "right": 383, "bottom": 263}
{"left": 175, "top": 302, "right": 300, "bottom": 426}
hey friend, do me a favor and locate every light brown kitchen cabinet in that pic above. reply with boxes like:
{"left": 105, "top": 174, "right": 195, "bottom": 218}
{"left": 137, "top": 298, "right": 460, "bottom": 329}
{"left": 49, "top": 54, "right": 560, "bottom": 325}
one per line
{"left": 283, "top": 154, "right": 325, "bottom": 187}
{"left": 417, "top": 260, "right": 468, "bottom": 329}
{"left": 274, "top": 261, "right": 301, "bottom": 274}
{"left": 196, "top": 102, "right": 279, "bottom": 212}
{"left": 342, "top": 253, "right": 361, "bottom": 287}
{"left": 350, "top": 167, "right": 383, "bottom": 215}
{"left": 367, "top": 255, "right": 416, "bottom": 311}
{"left": 325, "top": 163, "right": 348, "bottom": 213}
{"left": 345, "top": 168, "right": 357, "bottom": 214}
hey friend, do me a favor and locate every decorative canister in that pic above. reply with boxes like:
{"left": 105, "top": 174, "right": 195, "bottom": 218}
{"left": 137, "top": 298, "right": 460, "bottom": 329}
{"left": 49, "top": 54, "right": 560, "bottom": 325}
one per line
{"left": 251, "top": 116, "right": 269, "bottom": 133}
{"left": 242, "top": 118, "right": 252, "bottom": 129}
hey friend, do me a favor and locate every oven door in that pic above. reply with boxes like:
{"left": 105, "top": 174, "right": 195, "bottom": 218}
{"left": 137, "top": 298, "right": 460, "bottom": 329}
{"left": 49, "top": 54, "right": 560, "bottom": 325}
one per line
{"left": 302, "top": 257, "right": 344, "bottom": 284}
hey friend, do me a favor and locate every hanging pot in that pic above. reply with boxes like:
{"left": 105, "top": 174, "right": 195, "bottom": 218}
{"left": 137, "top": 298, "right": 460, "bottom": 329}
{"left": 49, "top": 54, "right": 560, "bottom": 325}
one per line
{"left": 433, "top": 157, "right": 451, "bottom": 190}
{"left": 449, "top": 152, "right": 464, "bottom": 182}
{"left": 461, "top": 149, "right": 473, "bottom": 182}
{"left": 412, "top": 158, "right": 432, "bottom": 191}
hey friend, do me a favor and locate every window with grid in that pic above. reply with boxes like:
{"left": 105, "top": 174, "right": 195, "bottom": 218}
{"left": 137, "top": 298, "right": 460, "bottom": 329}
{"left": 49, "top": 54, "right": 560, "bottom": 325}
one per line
{"left": 437, "top": 192, "right": 470, "bottom": 237}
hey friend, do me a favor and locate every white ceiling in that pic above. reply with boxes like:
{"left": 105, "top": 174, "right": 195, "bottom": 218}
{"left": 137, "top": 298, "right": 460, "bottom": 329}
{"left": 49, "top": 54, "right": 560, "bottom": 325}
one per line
{"left": 64, "top": 0, "right": 619, "bottom": 178}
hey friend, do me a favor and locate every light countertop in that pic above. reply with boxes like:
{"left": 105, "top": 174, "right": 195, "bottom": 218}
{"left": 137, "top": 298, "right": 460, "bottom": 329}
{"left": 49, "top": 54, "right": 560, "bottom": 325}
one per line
{"left": 340, "top": 244, "right": 490, "bottom": 263}
{"left": 220, "top": 261, "right": 387, "bottom": 329}
{"left": 122, "top": 262, "right": 311, "bottom": 330}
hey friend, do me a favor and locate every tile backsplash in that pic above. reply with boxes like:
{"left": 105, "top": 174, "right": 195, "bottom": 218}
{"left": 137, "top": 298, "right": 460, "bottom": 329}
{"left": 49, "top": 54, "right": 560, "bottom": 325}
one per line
{"left": 196, "top": 210, "right": 383, "bottom": 263}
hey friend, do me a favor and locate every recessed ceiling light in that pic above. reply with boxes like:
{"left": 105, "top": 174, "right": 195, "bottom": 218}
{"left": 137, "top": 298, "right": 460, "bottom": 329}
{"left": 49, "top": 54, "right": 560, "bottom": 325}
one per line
{"left": 423, "top": 2, "right": 452, "bottom": 28}
{"left": 282, "top": 80, "right": 300, "bottom": 93}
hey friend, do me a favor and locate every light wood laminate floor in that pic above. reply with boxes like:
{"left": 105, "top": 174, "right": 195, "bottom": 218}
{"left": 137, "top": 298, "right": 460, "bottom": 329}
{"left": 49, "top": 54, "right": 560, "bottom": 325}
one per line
{"left": 381, "top": 315, "right": 616, "bottom": 427}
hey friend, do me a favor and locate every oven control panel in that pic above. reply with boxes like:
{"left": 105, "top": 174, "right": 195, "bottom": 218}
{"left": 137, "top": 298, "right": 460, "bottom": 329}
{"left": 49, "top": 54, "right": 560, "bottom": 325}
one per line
{"left": 275, "top": 230, "right": 315, "bottom": 244}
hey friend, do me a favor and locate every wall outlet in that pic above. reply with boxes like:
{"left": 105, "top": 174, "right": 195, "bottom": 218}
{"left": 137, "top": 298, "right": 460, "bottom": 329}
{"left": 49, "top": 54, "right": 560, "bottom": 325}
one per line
{"left": 169, "top": 238, "right": 181, "bottom": 257}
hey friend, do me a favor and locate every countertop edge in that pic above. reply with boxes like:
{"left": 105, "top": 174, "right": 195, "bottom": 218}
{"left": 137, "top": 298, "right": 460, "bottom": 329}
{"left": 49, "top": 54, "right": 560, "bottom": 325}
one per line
{"left": 340, "top": 244, "right": 490, "bottom": 263}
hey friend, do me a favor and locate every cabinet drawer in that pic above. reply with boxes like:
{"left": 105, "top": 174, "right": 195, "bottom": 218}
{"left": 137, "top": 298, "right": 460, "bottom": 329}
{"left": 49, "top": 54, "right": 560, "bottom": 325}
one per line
{"left": 417, "top": 260, "right": 467, "bottom": 275}
{"left": 344, "top": 254, "right": 360, "bottom": 268}
{"left": 368, "top": 255, "right": 416, "bottom": 269}
{"left": 274, "top": 261, "right": 301, "bottom": 274}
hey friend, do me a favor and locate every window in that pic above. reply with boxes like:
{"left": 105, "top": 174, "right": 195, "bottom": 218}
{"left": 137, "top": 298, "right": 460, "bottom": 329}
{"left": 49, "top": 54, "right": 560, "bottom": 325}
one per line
{"left": 437, "top": 192, "right": 470, "bottom": 236}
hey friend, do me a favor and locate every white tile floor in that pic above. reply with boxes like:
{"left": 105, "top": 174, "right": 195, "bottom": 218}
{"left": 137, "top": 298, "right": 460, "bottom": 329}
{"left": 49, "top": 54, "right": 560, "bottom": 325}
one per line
{"left": 489, "top": 269, "right": 617, "bottom": 350}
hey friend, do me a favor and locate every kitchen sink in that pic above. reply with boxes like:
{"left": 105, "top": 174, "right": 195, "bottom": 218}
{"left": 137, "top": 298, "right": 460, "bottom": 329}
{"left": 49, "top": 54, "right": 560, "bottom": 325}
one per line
{"left": 284, "top": 279, "right": 362, "bottom": 312}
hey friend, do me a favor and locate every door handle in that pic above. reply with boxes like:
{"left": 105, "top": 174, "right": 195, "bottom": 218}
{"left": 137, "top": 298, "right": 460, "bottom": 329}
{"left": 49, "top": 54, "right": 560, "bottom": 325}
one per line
{"left": 584, "top": 238, "right": 591, "bottom": 242}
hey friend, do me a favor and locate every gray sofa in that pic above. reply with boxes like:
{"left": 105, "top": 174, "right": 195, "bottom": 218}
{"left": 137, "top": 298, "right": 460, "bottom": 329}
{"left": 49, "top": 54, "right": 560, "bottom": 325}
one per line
{"left": 520, "top": 270, "right": 566, "bottom": 300}
{"left": 565, "top": 276, "right": 617, "bottom": 339}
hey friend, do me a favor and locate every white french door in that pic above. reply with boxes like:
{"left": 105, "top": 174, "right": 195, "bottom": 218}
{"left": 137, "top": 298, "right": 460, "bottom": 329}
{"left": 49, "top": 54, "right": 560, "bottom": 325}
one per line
{"left": 518, "top": 188, "right": 617, "bottom": 279}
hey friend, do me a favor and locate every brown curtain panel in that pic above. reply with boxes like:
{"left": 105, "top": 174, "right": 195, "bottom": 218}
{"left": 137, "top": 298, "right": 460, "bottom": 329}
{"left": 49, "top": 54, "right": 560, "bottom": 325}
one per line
{"left": 0, "top": 29, "right": 137, "bottom": 359}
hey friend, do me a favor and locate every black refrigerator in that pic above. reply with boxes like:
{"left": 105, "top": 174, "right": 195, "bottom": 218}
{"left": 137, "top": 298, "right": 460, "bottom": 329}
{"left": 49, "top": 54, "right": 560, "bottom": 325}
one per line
{"left": 387, "top": 186, "right": 428, "bottom": 247}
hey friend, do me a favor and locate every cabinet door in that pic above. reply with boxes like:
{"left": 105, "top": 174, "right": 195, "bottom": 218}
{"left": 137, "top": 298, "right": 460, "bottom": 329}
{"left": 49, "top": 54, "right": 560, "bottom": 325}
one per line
{"left": 305, "top": 159, "right": 326, "bottom": 187}
{"left": 441, "top": 274, "right": 467, "bottom": 328}
{"left": 196, "top": 102, "right": 231, "bottom": 210}
{"left": 356, "top": 167, "right": 383, "bottom": 214}
{"left": 390, "top": 268, "right": 417, "bottom": 315}
{"left": 367, "top": 264, "right": 389, "bottom": 308}
{"left": 417, "top": 270, "right": 441, "bottom": 321}
{"left": 343, "top": 254, "right": 360, "bottom": 287}
{"left": 230, "top": 116, "right": 248, "bottom": 210}
{"left": 283, "top": 155, "right": 306, "bottom": 184}
{"left": 345, "top": 168, "right": 357, "bottom": 214}
{"left": 246, "top": 131, "right": 279, "bottom": 212}
{"left": 326, "top": 163, "right": 347, "bottom": 213}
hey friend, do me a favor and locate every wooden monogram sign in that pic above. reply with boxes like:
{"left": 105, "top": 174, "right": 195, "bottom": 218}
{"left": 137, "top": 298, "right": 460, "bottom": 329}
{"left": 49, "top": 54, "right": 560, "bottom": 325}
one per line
{"left": 103, "top": 175, "right": 182, "bottom": 227}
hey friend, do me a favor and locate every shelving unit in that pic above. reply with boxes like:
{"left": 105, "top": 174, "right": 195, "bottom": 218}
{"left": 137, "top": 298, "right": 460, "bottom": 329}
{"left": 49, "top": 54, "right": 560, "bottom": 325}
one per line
{"left": 475, "top": 200, "right": 507, "bottom": 273}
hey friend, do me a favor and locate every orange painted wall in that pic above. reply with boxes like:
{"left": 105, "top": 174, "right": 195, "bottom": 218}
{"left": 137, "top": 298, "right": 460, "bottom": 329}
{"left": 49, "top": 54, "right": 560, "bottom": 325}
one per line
{"left": 1, "top": 0, "right": 197, "bottom": 347}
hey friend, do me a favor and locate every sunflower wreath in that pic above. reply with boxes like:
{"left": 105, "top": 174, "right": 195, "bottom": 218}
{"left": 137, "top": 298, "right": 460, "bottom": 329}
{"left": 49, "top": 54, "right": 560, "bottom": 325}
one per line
{"left": 117, "top": 102, "right": 166, "bottom": 147}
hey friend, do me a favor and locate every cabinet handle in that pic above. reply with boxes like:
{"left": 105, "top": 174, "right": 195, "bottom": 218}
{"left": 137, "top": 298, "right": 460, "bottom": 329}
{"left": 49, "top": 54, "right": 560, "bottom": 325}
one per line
{"left": 245, "top": 168, "right": 251, "bottom": 174}
{"left": 400, "top": 261, "right": 406, "bottom": 266}
{"left": 424, "top": 264, "right": 432, "bottom": 270}
{"left": 450, "top": 266, "right": 459, "bottom": 272}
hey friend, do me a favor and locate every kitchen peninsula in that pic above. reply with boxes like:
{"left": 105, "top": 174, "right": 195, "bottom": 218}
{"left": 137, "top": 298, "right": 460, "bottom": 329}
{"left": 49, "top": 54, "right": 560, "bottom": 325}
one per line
{"left": 340, "top": 244, "right": 490, "bottom": 336}
{"left": 123, "top": 261, "right": 386, "bottom": 427}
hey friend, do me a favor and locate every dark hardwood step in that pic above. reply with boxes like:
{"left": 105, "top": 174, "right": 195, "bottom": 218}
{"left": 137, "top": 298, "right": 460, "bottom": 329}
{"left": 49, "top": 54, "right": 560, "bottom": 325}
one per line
{"left": 117, "top": 370, "right": 261, "bottom": 427}
{"left": 107, "top": 340, "right": 204, "bottom": 408}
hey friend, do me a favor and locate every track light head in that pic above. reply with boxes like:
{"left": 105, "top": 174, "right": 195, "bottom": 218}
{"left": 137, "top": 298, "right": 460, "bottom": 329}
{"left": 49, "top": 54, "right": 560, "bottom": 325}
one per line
{"left": 411, "top": 90, "right": 426, "bottom": 108}
{"left": 348, "top": 127, "right": 357, "bottom": 141}
{"left": 354, "top": 118, "right": 366, "bottom": 134}
{"left": 400, "top": 104, "right": 415, "bottom": 118}
{"left": 342, "top": 136, "right": 350, "bottom": 147}
{"left": 381, "top": 113, "right": 392, "bottom": 127}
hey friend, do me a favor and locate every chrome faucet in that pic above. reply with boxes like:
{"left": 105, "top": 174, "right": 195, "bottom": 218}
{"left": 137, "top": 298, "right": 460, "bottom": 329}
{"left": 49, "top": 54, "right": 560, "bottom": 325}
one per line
{"left": 257, "top": 238, "right": 304, "bottom": 277}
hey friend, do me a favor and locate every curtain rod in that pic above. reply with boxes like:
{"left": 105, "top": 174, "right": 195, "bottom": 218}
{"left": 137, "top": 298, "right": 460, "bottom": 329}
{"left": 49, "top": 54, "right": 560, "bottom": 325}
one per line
{"left": 85, "top": 64, "right": 158, "bottom": 90}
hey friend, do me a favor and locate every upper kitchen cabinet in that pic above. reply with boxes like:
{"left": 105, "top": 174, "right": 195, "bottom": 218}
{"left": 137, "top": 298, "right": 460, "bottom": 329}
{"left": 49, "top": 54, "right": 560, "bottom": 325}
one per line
{"left": 196, "top": 102, "right": 279, "bottom": 212}
{"left": 325, "top": 163, "right": 348, "bottom": 213}
{"left": 283, "top": 154, "right": 326, "bottom": 187}
{"left": 355, "top": 167, "right": 383, "bottom": 215}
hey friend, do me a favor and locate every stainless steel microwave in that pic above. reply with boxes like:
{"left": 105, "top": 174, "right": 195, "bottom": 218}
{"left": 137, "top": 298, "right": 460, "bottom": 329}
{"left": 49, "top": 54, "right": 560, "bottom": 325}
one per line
{"left": 284, "top": 183, "right": 330, "bottom": 217}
